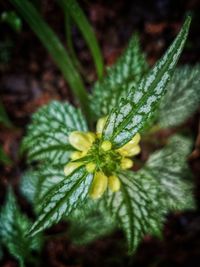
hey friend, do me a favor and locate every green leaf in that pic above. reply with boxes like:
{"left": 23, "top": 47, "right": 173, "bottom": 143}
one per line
{"left": 0, "top": 146, "right": 12, "bottom": 165}
{"left": 20, "top": 166, "right": 66, "bottom": 209}
{"left": 0, "top": 101, "right": 12, "bottom": 128}
{"left": 159, "top": 65, "right": 200, "bottom": 128}
{"left": 22, "top": 101, "right": 88, "bottom": 165}
{"left": 58, "top": 0, "right": 104, "bottom": 79}
{"left": 9, "top": 0, "right": 91, "bottom": 122}
{"left": 1, "top": 11, "right": 22, "bottom": 32}
{"left": 20, "top": 170, "right": 39, "bottom": 204}
{"left": 146, "top": 135, "right": 195, "bottom": 210}
{"left": 69, "top": 199, "right": 115, "bottom": 245}
{"left": 28, "top": 166, "right": 93, "bottom": 236}
{"left": 103, "top": 16, "right": 191, "bottom": 148}
{"left": 90, "top": 33, "right": 148, "bottom": 119}
{"left": 0, "top": 188, "right": 43, "bottom": 266}
{"left": 106, "top": 135, "right": 194, "bottom": 252}
{"left": 106, "top": 170, "right": 161, "bottom": 252}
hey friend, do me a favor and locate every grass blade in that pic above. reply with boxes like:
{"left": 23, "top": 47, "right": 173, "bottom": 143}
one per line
{"left": 10, "top": 0, "right": 91, "bottom": 123}
{"left": 59, "top": 0, "right": 104, "bottom": 79}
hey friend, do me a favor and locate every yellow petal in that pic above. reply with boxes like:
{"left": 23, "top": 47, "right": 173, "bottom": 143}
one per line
{"left": 89, "top": 171, "right": 108, "bottom": 199}
{"left": 86, "top": 162, "right": 96, "bottom": 173}
{"left": 101, "top": 140, "right": 112, "bottom": 151}
{"left": 96, "top": 116, "right": 107, "bottom": 137}
{"left": 120, "top": 158, "right": 133, "bottom": 170}
{"left": 108, "top": 175, "right": 121, "bottom": 192}
{"left": 69, "top": 131, "right": 94, "bottom": 151}
{"left": 117, "top": 133, "right": 141, "bottom": 156}
{"left": 70, "top": 151, "right": 84, "bottom": 160}
{"left": 127, "top": 145, "right": 141, "bottom": 156}
{"left": 85, "top": 132, "right": 96, "bottom": 144}
{"left": 64, "top": 162, "right": 83, "bottom": 176}
{"left": 118, "top": 145, "right": 141, "bottom": 157}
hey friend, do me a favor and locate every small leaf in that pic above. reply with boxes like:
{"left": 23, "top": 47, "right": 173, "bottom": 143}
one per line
{"left": 28, "top": 166, "right": 93, "bottom": 236}
{"left": 0, "top": 188, "right": 43, "bottom": 266}
{"left": 22, "top": 101, "right": 88, "bottom": 165}
{"left": 103, "top": 16, "right": 191, "bottom": 148}
{"left": 159, "top": 65, "right": 200, "bottom": 128}
{"left": 90, "top": 34, "right": 148, "bottom": 118}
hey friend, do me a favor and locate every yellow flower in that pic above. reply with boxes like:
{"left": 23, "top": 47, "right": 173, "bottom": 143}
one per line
{"left": 64, "top": 117, "right": 141, "bottom": 199}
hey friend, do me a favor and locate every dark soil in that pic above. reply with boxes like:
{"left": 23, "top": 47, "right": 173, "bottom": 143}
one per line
{"left": 0, "top": 0, "right": 200, "bottom": 266}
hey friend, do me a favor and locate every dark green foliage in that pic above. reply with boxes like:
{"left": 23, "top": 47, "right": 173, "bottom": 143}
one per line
{"left": 159, "top": 65, "right": 200, "bottom": 128}
{"left": 0, "top": 189, "right": 43, "bottom": 267}
{"left": 106, "top": 135, "right": 194, "bottom": 252}
{"left": 90, "top": 34, "right": 148, "bottom": 119}
{"left": 21, "top": 101, "right": 87, "bottom": 166}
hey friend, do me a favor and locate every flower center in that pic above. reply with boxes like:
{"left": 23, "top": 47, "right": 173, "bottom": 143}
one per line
{"left": 64, "top": 116, "right": 141, "bottom": 199}
{"left": 86, "top": 138, "right": 122, "bottom": 176}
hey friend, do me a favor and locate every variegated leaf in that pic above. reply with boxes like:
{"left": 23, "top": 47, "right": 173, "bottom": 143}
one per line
{"left": 28, "top": 166, "right": 93, "bottom": 236}
{"left": 103, "top": 16, "right": 191, "bottom": 148}
{"left": 22, "top": 100, "right": 88, "bottom": 166}
{"left": 90, "top": 33, "right": 148, "bottom": 118}
{"left": 106, "top": 170, "right": 162, "bottom": 252}
{"left": 20, "top": 166, "right": 66, "bottom": 210}
{"left": 106, "top": 135, "right": 194, "bottom": 252}
{"left": 146, "top": 135, "right": 195, "bottom": 210}
{"left": 0, "top": 188, "right": 43, "bottom": 266}
{"left": 159, "top": 65, "right": 200, "bottom": 128}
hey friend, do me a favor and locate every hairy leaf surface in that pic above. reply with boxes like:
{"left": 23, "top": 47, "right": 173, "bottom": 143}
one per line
{"left": 28, "top": 166, "right": 93, "bottom": 236}
{"left": 0, "top": 189, "right": 42, "bottom": 266}
{"left": 22, "top": 101, "right": 87, "bottom": 165}
{"left": 146, "top": 135, "right": 195, "bottom": 210}
{"left": 107, "top": 135, "right": 194, "bottom": 252}
{"left": 90, "top": 34, "right": 148, "bottom": 118}
{"left": 159, "top": 65, "right": 200, "bottom": 128}
{"left": 103, "top": 16, "right": 191, "bottom": 148}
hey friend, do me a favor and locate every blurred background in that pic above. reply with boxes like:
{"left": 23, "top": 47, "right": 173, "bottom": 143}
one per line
{"left": 0, "top": 0, "right": 200, "bottom": 266}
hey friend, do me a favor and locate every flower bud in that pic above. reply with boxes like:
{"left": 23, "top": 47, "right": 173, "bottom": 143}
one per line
{"left": 89, "top": 171, "right": 108, "bottom": 199}
{"left": 101, "top": 140, "right": 112, "bottom": 151}
{"left": 108, "top": 175, "right": 121, "bottom": 192}
{"left": 86, "top": 162, "right": 96, "bottom": 173}
{"left": 64, "top": 162, "right": 83, "bottom": 176}
{"left": 117, "top": 133, "right": 141, "bottom": 156}
{"left": 96, "top": 116, "right": 107, "bottom": 136}
{"left": 120, "top": 158, "right": 133, "bottom": 169}
{"left": 118, "top": 145, "right": 141, "bottom": 157}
